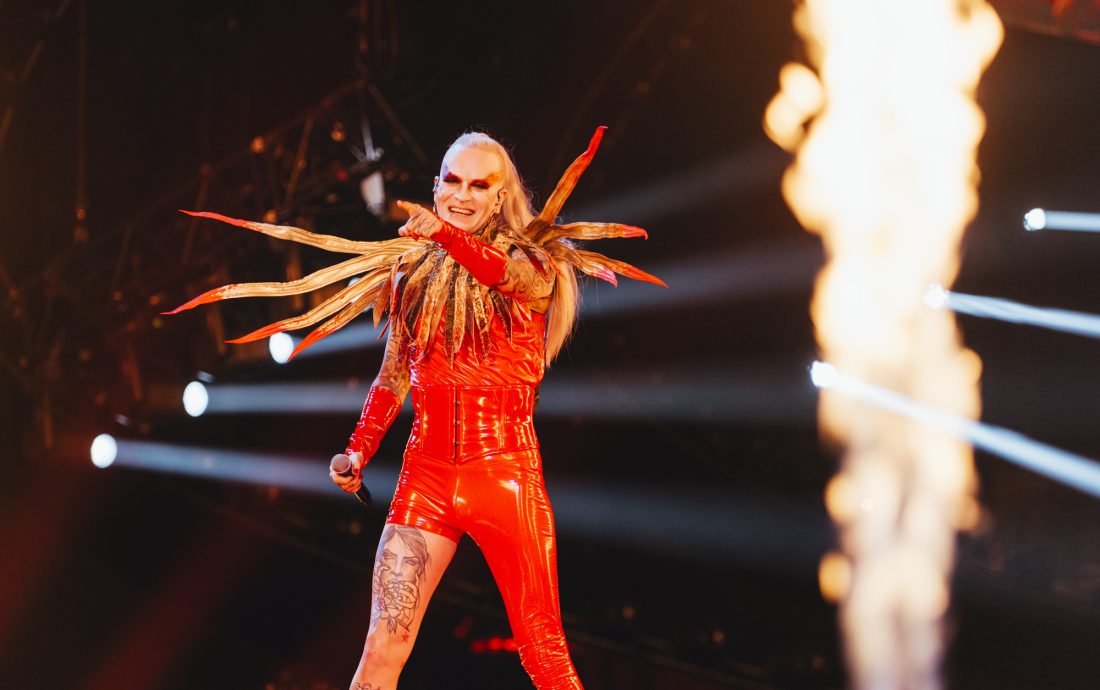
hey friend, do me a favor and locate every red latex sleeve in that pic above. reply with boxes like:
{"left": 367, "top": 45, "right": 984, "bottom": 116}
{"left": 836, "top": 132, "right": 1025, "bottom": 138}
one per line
{"left": 434, "top": 220, "right": 508, "bottom": 286}
{"left": 345, "top": 385, "right": 403, "bottom": 462}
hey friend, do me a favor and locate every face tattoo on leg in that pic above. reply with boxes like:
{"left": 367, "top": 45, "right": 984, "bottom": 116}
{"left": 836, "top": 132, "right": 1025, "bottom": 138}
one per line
{"left": 373, "top": 525, "right": 431, "bottom": 637}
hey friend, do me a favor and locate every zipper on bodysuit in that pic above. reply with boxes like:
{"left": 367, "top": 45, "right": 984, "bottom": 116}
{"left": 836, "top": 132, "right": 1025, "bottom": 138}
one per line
{"left": 453, "top": 391, "right": 460, "bottom": 462}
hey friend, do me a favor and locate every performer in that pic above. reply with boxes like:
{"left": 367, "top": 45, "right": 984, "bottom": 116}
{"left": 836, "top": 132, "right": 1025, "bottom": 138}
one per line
{"left": 166, "top": 127, "right": 663, "bottom": 689}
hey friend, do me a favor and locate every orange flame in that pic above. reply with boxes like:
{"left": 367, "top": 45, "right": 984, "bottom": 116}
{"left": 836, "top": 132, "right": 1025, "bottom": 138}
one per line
{"left": 766, "top": 1, "right": 1002, "bottom": 687}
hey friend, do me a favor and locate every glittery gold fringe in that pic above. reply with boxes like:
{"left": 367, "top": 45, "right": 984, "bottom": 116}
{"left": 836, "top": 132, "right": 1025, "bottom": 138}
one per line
{"left": 180, "top": 210, "right": 414, "bottom": 255}
{"left": 468, "top": 276, "right": 491, "bottom": 358}
{"left": 415, "top": 255, "right": 454, "bottom": 354}
{"left": 450, "top": 271, "right": 468, "bottom": 358}
{"left": 235, "top": 268, "right": 394, "bottom": 342}
{"left": 536, "top": 221, "right": 647, "bottom": 244}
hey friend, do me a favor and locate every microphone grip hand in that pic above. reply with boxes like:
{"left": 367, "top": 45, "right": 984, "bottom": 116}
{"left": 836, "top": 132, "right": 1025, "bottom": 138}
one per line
{"left": 330, "top": 452, "right": 372, "bottom": 507}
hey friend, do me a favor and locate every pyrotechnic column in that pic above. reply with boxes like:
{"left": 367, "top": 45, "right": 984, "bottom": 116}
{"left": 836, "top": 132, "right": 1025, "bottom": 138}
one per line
{"left": 765, "top": 2, "right": 1003, "bottom": 688}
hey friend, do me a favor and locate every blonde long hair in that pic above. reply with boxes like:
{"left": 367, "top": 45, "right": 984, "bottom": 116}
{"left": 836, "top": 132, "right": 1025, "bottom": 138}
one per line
{"left": 442, "top": 132, "right": 579, "bottom": 365}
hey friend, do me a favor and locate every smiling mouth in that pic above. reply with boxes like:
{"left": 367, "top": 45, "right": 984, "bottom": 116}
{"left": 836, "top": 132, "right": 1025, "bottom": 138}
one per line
{"left": 448, "top": 207, "right": 474, "bottom": 216}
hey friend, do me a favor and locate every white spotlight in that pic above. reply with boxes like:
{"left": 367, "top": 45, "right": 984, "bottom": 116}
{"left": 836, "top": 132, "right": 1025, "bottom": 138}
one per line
{"left": 90, "top": 434, "right": 118, "bottom": 468}
{"left": 183, "top": 381, "right": 210, "bottom": 417}
{"left": 1023, "top": 208, "right": 1046, "bottom": 231}
{"left": 924, "top": 284, "right": 948, "bottom": 309}
{"left": 269, "top": 333, "right": 295, "bottom": 365}
{"left": 810, "top": 361, "right": 837, "bottom": 389}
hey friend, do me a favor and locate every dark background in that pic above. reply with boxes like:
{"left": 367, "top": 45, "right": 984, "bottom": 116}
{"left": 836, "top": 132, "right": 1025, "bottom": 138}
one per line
{"left": 1, "top": 1, "right": 1099, "bottom": 688}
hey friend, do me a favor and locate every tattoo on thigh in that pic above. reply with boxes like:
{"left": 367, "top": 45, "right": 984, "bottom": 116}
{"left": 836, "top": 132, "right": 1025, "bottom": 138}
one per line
{"left": 373, "top": 524, "right": 431, "bottom": 637}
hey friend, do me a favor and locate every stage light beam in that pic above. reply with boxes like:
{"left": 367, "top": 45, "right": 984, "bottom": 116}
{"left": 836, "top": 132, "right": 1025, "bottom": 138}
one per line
{"left": 1023, "top": 208, "right": 1100, "bottom": 233}
{"left": 810, "top": 361, "right": 1100, "bottom": 500}
{"left": 98, "top": 439, "right": 370, "bottom": 496}
{"left": 96, "top": 439, "right": 831, "bottom": 569}
{"left": 168, "top": 366, "right": 816, "bottom": 424}
{"left": 929, "top": 287, "right": 1100, "bottom": 340}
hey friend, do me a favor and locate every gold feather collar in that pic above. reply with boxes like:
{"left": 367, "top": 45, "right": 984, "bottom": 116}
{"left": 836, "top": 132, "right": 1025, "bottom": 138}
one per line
{"left": 165, "top": 127, "right": 665, "bottom": 361}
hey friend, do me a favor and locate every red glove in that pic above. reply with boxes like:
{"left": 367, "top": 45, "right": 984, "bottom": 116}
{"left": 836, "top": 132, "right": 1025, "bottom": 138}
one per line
{"left": 345, "top": 385, "right": 403, "bottom": 462}
{"left": 435, "top": 220, "right": 508, "bottom": 286}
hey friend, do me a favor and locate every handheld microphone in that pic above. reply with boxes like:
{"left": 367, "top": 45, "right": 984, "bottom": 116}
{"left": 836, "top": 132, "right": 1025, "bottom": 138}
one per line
{"left": 331, "top": 454, "right": 372, "bottom": 507}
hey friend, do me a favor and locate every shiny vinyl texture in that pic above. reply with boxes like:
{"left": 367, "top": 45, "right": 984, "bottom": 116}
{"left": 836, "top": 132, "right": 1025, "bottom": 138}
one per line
{"left": 387, "top": 312, "right": 581, "bottom": 687}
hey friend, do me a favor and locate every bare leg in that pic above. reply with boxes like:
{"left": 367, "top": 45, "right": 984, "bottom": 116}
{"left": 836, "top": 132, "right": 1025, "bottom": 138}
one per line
{"left": 348, "top": 523, "right": 458, "bottom": 690}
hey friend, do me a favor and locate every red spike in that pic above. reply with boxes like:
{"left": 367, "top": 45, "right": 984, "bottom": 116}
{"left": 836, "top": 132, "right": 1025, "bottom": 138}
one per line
{"left": 617, "top": 265, "right": 667, "bottom": 288}
{"left": 287, "top": 336, "right": 316, "bottom": 361}
{"left": 160, "top": 287, "right": 228, "bottom": 315}
{"left": 225, "top": 323, "right": 285, "bottom": 345}
{"left": 569, "top": 127, "right": 606, "bottom": 178}
{"left": 622, "top": 225, "right": 648, "bottom": 239}
{"left": 179, "top": 209, "right": 261, "bottom": 231}
{"left": 584, "top": 126, "right": 607, "bottom": 157}
{"left": 539, "top": 126, "right": 609, "bottom": 222}
{"left": 287, "top": 324, "right": 338, "bottom": 360}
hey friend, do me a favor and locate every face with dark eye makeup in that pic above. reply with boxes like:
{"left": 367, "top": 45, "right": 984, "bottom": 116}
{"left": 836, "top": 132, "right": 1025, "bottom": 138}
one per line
{"left": 434, "top": 145, "right": 507, "bottom": 233}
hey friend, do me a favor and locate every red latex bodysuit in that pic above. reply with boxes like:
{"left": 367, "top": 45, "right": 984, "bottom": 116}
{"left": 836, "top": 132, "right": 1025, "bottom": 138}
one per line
{"left": 390, "top": 304, "right": 580, "bottom": 689}
{"left": 165, "top": 128, "right": 659, "bottom": 690}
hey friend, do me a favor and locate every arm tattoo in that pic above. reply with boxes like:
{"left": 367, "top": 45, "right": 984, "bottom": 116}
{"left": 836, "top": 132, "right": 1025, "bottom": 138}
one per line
{"left": 373, "top": 322, "right": 411, "bottom": 400}
{"left": 372, "top": 525, "right": 431, "bottom": 637}
{"left": 495, "top": 248, "right": 554, "bottom": 312}
{"left": 351, "top": 683, "right": 381, "bottom": 690}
